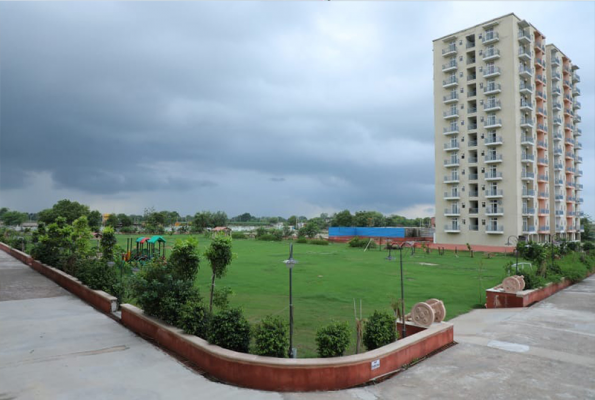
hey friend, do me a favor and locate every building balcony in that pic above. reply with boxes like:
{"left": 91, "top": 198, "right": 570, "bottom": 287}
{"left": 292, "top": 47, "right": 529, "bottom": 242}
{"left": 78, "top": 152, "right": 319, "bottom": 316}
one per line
{"left": 567, "top": 196, "right": 576, "bottom": 203}
{"left": 521, "top": 154, "right": 535, "bottom": 163}
{"left": 552, "top": 102, "right": 562, "bottom": 111}
{"left": 522, "top": 189, "right": 535, "bottom": 197}
{"left": 444, "top": 208, "right": 460, "bottom": 217}
{"left": 486, "top": 207, "right": 504, "bottom": 216}
{"left": 442, "top": 61, "right": 458, "bottom": 72}
{"left": 554, "top": 146, "right": 563, "bottom": 155}
{"left": 484, "top": 154, "right": 503, "bottom": 163}
{"left": 469, "top": 173, "right": 478, "bottom": 181}
{"left": 566, "top": 166, "right": 575, "bottom": 174}
{"left": 484, "top": 136, "right": 503, "bottom": 146}
{"left": 482, "top": 31, "right": 499, "bottom": 44}
{"left": 486, "top": 225, "right": 504, "bottom": 234}
{"left": 538, "top": 174, "right": 549, "bottom": 182}
{"left": 467, "top": 74, "right": 477, "bottom": 82}
{"left": 564, "top": 93, "right": 573, "bottom": 103}
{"left": 469, "top": 191, "right": 479, "bottom": 198}
{"left": 553, "top": 131, "right": 563, "bottom": 140}
{"left": 552, "top": 87, "right": 561, "bottom": 96}
{"left": 468, "top": 123, "right": 478, "bottom": 131}
{"left": 521, "top": 171, "right": 534, "bottom": 181}
{"left": 537, "top": 140, "right": 548, "bottom": 149}
{"left": 572, "top": 72, "right": 580, "bottom": 83}
{"left": 484, "top": 84, "right": 501, "bottom": 95}
{"left": 537, "top": 123, "right": 547, "bottom": 133}
{"left": 468, "top": 156, "right": 478, "bottom": 164}
{"left": 538, "top": 226, "right": 550, "bottom": 233}
{"left": 538, "top": 191, "right": 549, "bottom": 199}
{"left": 535, "top": 90, "right": 546, "bottom": 101}
{"left": 469, "top": 224, "right": 479, "bottom": 232}
{"left": 519, "top": 83, "right": 533, "bottom": 94}
{"left": 576, "top": 169, "right": 583, "bottom": 177}
{"left": 518, "top": 30, "right": 532, "bottom": 43}
{"left": 484, "top": 100, "right": 501, "bottom": 112}
{"left": 484, "top": 118, "right": 502, "bottom": 129}
{"left": 555, "top": 210, "right": 564, "bottom": 216}
{"left": 563, "top": 79, "right": 571, "bottom": 88}
{"left": 485, "top": 189, "right": 503, "bottom": 198}
{"left": 565, "top": 152, "right": 575, "bottom": 160}
{"left": 521, "top": 135, "right": 535, "bottom": 145}
{"left": 444, "top": 191, "right": 460, "bottom": 200}
{"left": 519, "top": 65, "right": 533, "bottom": 78}
{"left": 535, "top": 58, "right": 546, "bottom": 69}
{"left": 520, "top": 117, "right": 534, "bottom": 128}
{"left": 443, "top": 126, "right": 459, "bottom": 135}
{"left": 443, "top": 77, "right": 458, "bottom": 88}
{"left": 551, "top": 56, "right": 560, "bottom": 66}
{"left": 556, "top": 225, "right": 565, "bottom": 233}
{"left": 538, "top": 208, "right": 550, "bottom": 216}
{"left": 565, "top": 123, "right": 573, "bottom": 131}
{"left": 486, "top": 171, "right": 503, "bottom": 181}
{"left": 443, "top": 141, "right": 459, "bottom": 151}
{"left": 520, "top": 100, "right": 534, "bottom": 111}
{"left": 468, "top": 106, "right": 477, "bottom": 114}
{"left": 442, "top": 44, "right": 457, "bottom": 56}
{"left": 554, "top": 178, "right": 564, "bottom": 186}
{"left": 565, "top": 137, "right": 575, "bottom": 146}
{"left": 443, "top": 93, "right": 459, "bottom": 104}
{"left": 536, "top": 107, "right": 547, "bottom": 116}
{"left": 574, "top": 114, "right": 581, "bottom": 123}
{"left": 444, "top": 158, "right": 459, "bottom": 168}
{"left": 573, "top": 101, "right": 581, "bottom": 110}
{"left": 482, "top": 48, "right": 500, "bottom": 61}
{"left": 523, "top": 226, "right": 537, "bottom": 234}
{"left": 443, "top": 175, "right": 459, "bottom": 183}
{"left": 535, "top": 41, "right": 545, "bottom": 52}
{"left": 554, "top": 163, "right": 564, "bottom": 171}
{"left": 575, "top": 128, "right": 582, "bottom": 136}
{"left": 483, "top": 67, "right": 501, "bottom": 78}
{"left": 444, "top": 223, "right": 460, "bottom": 233}
{"left": 573, "top": 86, "right": 580, "bottom": 96}
{"left": 535, "top": 74, "right": 547, "bottom": 84}
{"left": 468, "top": 140, "right": 478, "bottom": 148}
{"left": 564, "top": 108, "right": 574, "bottom": 117}
{"left": 537, "top": 157, "right": 548, "bottom": 166}
{"left": 551, "top": 72, "right": 561, "bottom": 81}
{"left": 518, "top": 48, "right": 532, "bottom": 60}
{"left": 443, "top": 110, "right": 459, "bottom": 119}
{"left": 555, "top": 193, "right": 564, "bottom": 201}
{"left": 576, "top": 156, "right": 582, "bottom": 164}
{"left": 522, "top": 208, "right": 535, "bottom": 216}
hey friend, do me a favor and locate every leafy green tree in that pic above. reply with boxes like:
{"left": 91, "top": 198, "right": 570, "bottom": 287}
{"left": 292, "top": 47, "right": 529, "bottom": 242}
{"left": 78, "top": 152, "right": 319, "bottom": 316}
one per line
{"left": 87, "top": 210, "right": 102, "bottom": 231}
{"left": 37, "top": 199, "right": 90, "bottom": 225}
{"left": 192, "top": 211, "right": 213, "bottom": 232}
{"left": 211, "top": 211, "right": 228, "bottom": 227}
{"left": 288, "top": 215, "right": 297, "bottom": 226}
{"left": 354, "top": 211, "right": 386, "bottom": 227}
{"left": 205, "top": 234, "right": 233, "bottom": 312}
{"left": 117, "top": 214, "right": 133, "bottom": 227}
{"left": 0, "top": 210, "right": 28, "bottom": 226}
{"left": 581, "top": 215, "right": 594, "bottom": 242}
{"left": 253, "top": 315, "right": 289, "bottom": 357}
{"left": 168, "top": 238, "right": 201, "bottom": 281}
{"left": 331, "top": 210, "right": 353, "bottom": 227}
{"left": 299, "top": 220, "right": 320, "bottom": 239}
{"left": 105, "top": 214, "right": 119, "bottom": 228}
{"left": 101, "top": 226, "right": 118, "bottom": 261}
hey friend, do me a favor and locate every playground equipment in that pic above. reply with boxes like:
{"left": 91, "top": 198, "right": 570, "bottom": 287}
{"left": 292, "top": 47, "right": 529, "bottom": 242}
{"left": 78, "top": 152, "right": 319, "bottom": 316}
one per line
{"left": 501, "top": 275, "right": 526, "bottom": 293}
{"left": 407, "top": 298, "right": 447, "bottom": 328}
{"left": 126, "top": 236, "right": 167, "bottom": 262}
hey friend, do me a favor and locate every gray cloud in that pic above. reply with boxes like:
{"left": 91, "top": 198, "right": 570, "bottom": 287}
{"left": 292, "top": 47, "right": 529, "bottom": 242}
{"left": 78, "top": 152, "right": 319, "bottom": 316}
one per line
{"left": 0, "top": 2, "right": 593, "bottom": 218}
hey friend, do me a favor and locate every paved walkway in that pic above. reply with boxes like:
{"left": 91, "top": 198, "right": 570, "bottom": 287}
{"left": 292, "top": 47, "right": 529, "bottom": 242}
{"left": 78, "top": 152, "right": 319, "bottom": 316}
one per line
{"left": 1, "top": 250, "right": 594, "bottom": 399}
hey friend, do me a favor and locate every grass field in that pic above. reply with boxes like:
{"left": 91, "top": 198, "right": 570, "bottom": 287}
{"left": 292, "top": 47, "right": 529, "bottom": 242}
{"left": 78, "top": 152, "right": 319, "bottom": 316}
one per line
{"left": 110, "top": 234, "right": 510, "bottom": 357}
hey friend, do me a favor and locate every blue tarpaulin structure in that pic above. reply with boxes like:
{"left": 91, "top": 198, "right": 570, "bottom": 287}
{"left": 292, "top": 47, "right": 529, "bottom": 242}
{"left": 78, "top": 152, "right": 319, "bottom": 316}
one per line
{"left": 328, "top": 227, "right": 406, "bottom": 238}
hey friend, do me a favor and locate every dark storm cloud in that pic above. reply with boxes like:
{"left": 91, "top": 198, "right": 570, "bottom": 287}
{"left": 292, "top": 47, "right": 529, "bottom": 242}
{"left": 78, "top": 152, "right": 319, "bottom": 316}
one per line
{"left": 1, "top": 2, "right": 593, "bottom": 216}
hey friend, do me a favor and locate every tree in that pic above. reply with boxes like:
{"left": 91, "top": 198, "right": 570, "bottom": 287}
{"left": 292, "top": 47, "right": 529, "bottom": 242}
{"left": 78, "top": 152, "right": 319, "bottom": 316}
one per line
{"left": 87, "top": 210, "right": 102, "bottom": 231}
{"left": 331, "top": 210, "right": 353, "bottom": 227}
{"left": 168, "top": 238, "right": 201, "bottom": 281}
{"left": 0, "top": 210, "right": 28, "bottom": 226}
{"left": 117, "top": 214, "right": 133, "bottom": 227}
{"left": 288, "top": 215, "right": 297, "bottom": 226}
{"left": 192, "top": 211, "right": 212, "bottom": 232}
{"left": 211, "top": 211, "right": 228, "bottom": 227}
{"left": 581, "top": 215, "right": 594, "bottom": 242}
{"left": 204, "top": 234, "right": 233, "bottom": 313}
{"left": 354, "top": 211, "right": 386, "bottom": 227}
{"left": 37, "top": 199, "right": 90, "bottom": 225}
{"left": 105, "top": 214, "right": 119, "bottom": 228}
{"left": 101, "top": 227, "right": 118, "bottom": 261}
{"left": 299, "top": 220, "right": 320, "bottom": 239}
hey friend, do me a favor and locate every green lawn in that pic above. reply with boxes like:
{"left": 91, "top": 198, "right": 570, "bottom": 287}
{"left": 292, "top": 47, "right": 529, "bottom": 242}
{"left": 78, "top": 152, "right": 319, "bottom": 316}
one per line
{"left": 111, "top": 234, "right": 510, "bottom": 357}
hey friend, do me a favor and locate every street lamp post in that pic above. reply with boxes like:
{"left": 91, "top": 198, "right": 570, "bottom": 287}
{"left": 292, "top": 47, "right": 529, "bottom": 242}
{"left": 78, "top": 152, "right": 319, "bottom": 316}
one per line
{"left": 506, "top": 235, "right": 520, "bottom": 274}
{"left": 388, "top": 241, "right": 415, "bottom": 339}
{"left": 283, "top": 243, "right": 298, "bottom": 358}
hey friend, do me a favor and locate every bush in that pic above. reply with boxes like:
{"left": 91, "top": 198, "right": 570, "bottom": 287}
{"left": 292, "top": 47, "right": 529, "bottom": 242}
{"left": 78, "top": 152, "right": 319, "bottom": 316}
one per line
{"left": 253, "top": 315, "right": 288, "bottom": 357}
{"left": 348, "top": 237, "right": 376, "bottom": 249}
{"left": 519, "top": 270, "right": 547, "bottom": 290}
{"left": 78, "top": 259, "right": 119, "bottom": 294}
{"left": 131, "top": 260, "right": 201, "bottom": 325}
{"left": 309, "top": 239, "right": 329, "bottom": 246}
{"left": 231, "top": 231, "right": 247, "bottom": 239}
{"left": 257, "top": 234, "right": 282, "bottom": 242}
{"left": 177, "top": 299, "right": 210, "bottom": 338}
{"left": 583, "top": 242, "right": 595, "bottom": 252}
{"left": 207, "top": 308, "right": 251, "bottom": 353}
{"left": 315, "top": 321, "right": 351, "bottom": 358}
{"left": 296, "top": 237, "right": 308, "bottom": 244}
{"left": 363, "top": 310, "right": 396, "bottom": 350}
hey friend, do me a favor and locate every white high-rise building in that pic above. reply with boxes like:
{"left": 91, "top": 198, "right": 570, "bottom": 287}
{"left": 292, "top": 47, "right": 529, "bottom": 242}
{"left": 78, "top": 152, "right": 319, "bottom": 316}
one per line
{"left": 433, "top": 13, "right": 583, "bottom": 247}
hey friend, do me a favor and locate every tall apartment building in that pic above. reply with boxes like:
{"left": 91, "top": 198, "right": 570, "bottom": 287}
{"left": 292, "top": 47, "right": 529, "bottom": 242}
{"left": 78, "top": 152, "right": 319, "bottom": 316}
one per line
{"left": 433, "top": 13, "right": 583, "bottom": 247}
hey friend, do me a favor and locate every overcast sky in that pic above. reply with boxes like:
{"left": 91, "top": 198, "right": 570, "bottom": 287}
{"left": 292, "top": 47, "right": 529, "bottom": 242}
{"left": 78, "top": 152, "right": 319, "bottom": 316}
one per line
{"left": 0, "top": 2, "right": 593, "bottom": 219}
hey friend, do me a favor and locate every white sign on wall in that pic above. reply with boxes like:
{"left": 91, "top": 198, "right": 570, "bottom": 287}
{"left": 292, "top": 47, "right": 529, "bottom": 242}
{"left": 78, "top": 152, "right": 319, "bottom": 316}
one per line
{"left": 371, "top": 359, "right": 380, "bottom": 370}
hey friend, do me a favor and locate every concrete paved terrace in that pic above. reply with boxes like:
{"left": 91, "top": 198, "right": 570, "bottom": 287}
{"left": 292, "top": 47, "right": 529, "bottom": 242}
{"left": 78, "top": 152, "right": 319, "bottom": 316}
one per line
{"left": 1, "top": 250, "right": 594, "bottom": 399}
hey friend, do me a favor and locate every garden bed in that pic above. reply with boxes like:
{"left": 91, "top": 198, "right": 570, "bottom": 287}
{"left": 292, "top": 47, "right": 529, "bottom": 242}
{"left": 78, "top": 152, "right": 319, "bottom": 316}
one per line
{"left": 0, "top": 242, "right": 118, "bottom": 314}
{"left": 120, "top": 303, "right": 453, "bottom": 392}
{"left": 486, "top": 279, "right": 574, "bottom": 308}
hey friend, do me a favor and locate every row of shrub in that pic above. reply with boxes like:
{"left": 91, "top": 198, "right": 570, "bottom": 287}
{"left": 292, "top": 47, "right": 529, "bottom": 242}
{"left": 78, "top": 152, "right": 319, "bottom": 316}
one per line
{"left": 506, "top": 240, "right": 595, "bottom": 290}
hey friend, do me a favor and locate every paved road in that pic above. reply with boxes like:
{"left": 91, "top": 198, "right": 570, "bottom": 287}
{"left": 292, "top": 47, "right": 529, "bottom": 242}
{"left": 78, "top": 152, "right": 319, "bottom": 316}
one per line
{"left": 1, "top": 250, "right": 594, "bottom": 399}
